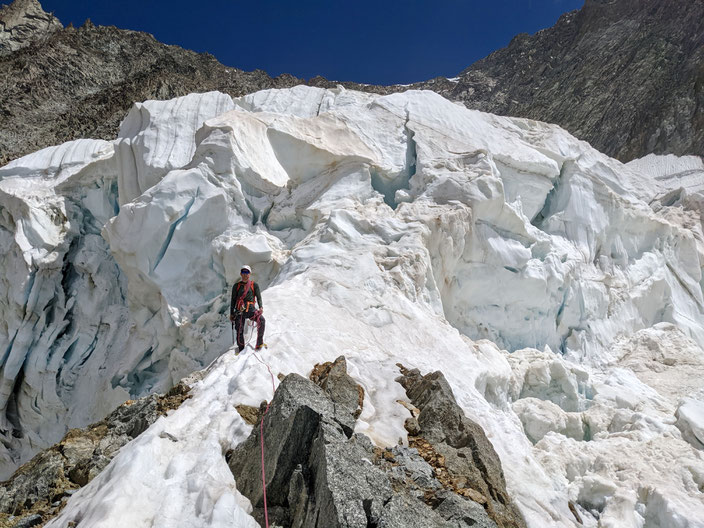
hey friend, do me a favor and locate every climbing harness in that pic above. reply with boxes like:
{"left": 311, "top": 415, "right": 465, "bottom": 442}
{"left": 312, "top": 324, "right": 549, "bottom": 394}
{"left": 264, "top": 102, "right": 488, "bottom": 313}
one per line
{"left": 235, "top": 280, "right": 256, "bottom": 313}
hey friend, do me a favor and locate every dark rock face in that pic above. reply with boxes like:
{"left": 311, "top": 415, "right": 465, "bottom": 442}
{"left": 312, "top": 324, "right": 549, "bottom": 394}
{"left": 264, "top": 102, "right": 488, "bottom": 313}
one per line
{"left": 2, "top": 0, "right": 701, "bottom": 167}
{"left": 0, "top": 0, "right": 301, "bottom": 166}
{"left": 426, "top": 0, "right": 704, "bottom": 161}
{"left": 396, "top": 365, "right": 526, "bottom": 528}
{"left": 228, "top": 358, "right": 523, "bottom": 527}
{"left": 0, "top": 382, "right": 191, "bottom": 527}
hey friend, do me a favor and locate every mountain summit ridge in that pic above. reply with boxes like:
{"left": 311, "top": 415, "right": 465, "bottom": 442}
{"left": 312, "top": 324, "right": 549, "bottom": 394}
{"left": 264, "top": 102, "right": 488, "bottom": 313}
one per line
{"left": 1, "top": 0, "right": 702, "bottom": 166}
{"left": 448, "top": 0, "right": 704, "bottom": 161}
{"left": 0, "top": 0, "right": 61, "bottom": 55}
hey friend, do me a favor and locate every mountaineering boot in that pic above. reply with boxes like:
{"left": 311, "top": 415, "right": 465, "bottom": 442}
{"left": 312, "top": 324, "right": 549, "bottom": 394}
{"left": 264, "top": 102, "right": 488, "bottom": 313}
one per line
{"left": 255, "top": 343, "right": 267, "bottom": 350}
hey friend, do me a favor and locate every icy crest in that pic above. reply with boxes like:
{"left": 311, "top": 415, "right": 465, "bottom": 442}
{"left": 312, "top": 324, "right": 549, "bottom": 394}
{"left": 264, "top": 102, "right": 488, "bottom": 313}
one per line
{"left": 116, "top": 91, "right": 235, "bottom": 204}
{"left": 1, "top": 86, "right": 704, "bottom": 527}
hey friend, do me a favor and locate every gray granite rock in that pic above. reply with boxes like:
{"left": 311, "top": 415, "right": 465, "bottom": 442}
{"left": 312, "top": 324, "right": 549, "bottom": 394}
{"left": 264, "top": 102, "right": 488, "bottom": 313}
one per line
{"left": 0, "top": 0, "right": 61, "bottom": 56}
{"left": 228, "top": 373, "right": 378, "bottom": 527}
{"left": 229, "top": 358, "right": 520, "bottom": 527}
{"left": 389, "top": 445, "right": 440, "bottom": 490}
{"left": 377, "top": 495, "right": 455, "bottom": 528}
{"left": 310, "top": 356, "right": 365, "bottom": 422}
{"left": 397, "top": 366, "right": 526, "bottom": 528}
{"left": 434, "top": 491, "right": 498, "bottom": 528}
{"left": 9, "top": 513, "right": 42, "bottom": 528}
{"left": 0, "top": 382, "right": 191, "bottom": 526}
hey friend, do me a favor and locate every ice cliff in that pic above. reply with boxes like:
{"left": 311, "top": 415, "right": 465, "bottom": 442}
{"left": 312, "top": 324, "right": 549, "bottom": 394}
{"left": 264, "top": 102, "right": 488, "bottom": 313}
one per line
{"left": 1, "top": 86, "right": 704, "bottom": 527}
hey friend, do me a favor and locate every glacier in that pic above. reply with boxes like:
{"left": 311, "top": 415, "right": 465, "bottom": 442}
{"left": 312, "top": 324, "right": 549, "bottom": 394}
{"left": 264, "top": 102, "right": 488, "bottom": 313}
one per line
{"left": 1, "top": 85, "right": 704, "bottom": 527}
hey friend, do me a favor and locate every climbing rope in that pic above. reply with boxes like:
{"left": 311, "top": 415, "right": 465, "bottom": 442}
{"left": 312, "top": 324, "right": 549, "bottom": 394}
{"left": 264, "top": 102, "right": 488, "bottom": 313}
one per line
{"left": 241, "top": 310, "right": 264, "bottom": 348}
{"left": 253, "top": 349, "right": 276, "bottom": 528}
{"left": 232, "top": 311, "right": 275, "bottom": 526}
{"left": 244, "top": 318, "right": 257, "bottom": 347}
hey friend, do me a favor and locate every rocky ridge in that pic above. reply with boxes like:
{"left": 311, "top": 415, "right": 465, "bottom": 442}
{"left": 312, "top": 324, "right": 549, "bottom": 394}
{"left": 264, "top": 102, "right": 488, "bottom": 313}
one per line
{"left": 0, "top": 356, "right": 529, "bottom": 528}
{"left": 438, "top": 0, "right": 704, "bottom": 161}
{"left": 0, "top": 0, "right": 60, "bottom": 56}
{"left": 229, "top": 356, "right": 526, "bottom": 528}
{"left": 2, "top": 0, "right": 702, "bottom": 166}
{"left": 0, "top": 1, "right": 301, "bottom": 166}
{"left": 0, "top": 382, "right": 191, "bottom": 528}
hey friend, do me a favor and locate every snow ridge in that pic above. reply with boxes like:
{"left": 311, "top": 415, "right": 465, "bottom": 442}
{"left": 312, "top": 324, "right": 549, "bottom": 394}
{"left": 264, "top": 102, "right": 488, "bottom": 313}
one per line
{"left": 1, "top": 86, "right": 704, "bottom": 527}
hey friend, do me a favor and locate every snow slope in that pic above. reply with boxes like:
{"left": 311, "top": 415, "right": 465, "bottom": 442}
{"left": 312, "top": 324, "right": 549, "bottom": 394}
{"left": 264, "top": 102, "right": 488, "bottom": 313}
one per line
{"left": 2, "top": 86, "right": 704, "bottom": 527}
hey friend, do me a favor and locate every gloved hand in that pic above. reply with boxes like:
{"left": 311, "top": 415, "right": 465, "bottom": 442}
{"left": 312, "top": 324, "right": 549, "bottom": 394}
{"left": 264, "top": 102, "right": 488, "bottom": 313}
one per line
{"left": 229, "top": 314, "right": 235, "bottom": 322}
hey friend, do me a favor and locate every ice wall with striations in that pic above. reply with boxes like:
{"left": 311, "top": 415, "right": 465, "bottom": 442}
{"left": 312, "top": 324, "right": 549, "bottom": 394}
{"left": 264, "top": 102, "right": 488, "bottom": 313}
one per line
{"left": 0, "top": 93, "right": 237, "bottom": 475}
{"left": 1, "top": 86, "right": 704, "bottom": 527}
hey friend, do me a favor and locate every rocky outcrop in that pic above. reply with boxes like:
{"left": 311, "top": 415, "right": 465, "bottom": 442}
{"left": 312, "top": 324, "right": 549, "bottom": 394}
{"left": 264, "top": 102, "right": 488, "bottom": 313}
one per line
{"left": 428, "top": 0, "right": 704, "bottom": 161}
{"left": 0, "top": 0, "right": 301, "bottom": 166}
{"left": 396, "top": 365, "right": 526, "bottom": 528}
{"left": 0, "top": 0, "right": 61, "bottom": 56}
{"left": 2, "top": 0, "right": 702, "bottom": 166}
{"left": 0, "top": 382, "right": 191, "bottom": 527}
{"left": 228, "top": 357, "right": 524, "bottom": 527}
{"left": 309, "top": 356, "right": 365, "bottom": 421}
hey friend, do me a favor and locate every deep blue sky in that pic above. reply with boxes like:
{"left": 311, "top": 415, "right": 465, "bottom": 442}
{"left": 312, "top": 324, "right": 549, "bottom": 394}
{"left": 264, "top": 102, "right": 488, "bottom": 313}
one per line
{"left": 33, "top": 0, "right": 584, "bottom": 85}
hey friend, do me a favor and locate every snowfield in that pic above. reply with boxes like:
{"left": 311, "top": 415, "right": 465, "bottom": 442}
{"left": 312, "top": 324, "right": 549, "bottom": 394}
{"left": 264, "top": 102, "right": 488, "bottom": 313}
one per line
{"left": 1, "top": 86, "right": 704, "bottom": 527}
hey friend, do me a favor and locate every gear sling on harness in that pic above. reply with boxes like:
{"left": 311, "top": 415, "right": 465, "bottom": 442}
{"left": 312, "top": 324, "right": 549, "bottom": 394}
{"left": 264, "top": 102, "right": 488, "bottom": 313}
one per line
{"left": 236, "top": 280, "right": 254, "bottom": 312}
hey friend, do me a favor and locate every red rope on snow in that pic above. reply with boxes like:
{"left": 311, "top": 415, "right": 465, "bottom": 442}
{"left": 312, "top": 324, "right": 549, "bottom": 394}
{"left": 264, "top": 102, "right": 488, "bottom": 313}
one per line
{"left": 253, "top": 350, "right": 276, "bottom": 528}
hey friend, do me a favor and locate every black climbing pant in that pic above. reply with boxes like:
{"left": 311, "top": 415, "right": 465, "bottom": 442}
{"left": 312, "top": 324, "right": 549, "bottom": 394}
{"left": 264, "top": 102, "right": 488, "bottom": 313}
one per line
{"left": 234, "top": 311, "right": 265, "bottom": 351}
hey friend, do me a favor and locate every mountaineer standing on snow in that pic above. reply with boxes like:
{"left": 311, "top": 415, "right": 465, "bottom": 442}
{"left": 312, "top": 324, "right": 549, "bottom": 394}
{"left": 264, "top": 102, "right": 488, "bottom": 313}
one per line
{"left": 230, "top": 265, "right": 266, "bottom": 352}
